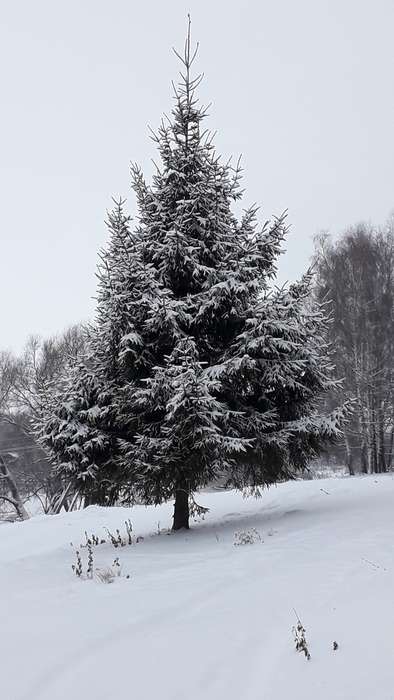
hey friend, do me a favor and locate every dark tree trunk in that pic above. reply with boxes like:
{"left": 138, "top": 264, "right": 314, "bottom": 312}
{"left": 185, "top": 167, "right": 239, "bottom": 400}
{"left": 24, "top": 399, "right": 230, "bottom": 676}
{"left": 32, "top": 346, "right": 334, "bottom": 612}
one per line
{"left": 371, "top": 403, "right": 378, "bottom": 473}
{"left": 0, "top": 455, "right": 30, "bottom": 520}
{"left": 344, "top": 434, "right": 354, "bottom": 476}
{"left": 378, "top": 412, "right": 386, "bottom": 473}
{"left": 173, "top": 488, "right": 189, "bottom": 530}
{"left": 360, "top": 439, "right": 368, "bottom": 473}
{"left": 84, "top": 493, "right": 96, "bottom": 507}
{"left": 387, "top": 427, "right": 394, "bottom": 471}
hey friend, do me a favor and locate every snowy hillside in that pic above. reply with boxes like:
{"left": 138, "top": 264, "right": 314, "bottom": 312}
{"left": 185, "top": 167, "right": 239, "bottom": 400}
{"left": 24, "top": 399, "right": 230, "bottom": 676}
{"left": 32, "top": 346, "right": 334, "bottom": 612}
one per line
{"left": 2, "top": 474, "right": 394, "bottom": 700}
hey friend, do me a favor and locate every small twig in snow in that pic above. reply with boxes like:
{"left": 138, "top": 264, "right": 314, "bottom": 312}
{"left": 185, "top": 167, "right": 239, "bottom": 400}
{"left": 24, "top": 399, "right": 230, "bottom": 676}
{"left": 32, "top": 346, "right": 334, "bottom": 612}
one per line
{"left": 361, "top": 557, "right": 387, "bottom": 572}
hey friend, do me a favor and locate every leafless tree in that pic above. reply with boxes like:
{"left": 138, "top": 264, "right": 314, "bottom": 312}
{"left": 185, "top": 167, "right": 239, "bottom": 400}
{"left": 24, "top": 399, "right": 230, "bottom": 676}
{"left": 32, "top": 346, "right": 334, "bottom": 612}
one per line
{"left": 313, "top": 216, "right": 394, "bottom": 474}
{"left": 0, "top": 353, "right": 30, "bottom": 518}
{"left": 0, "top": 453, "right": 29, "bottom": 520}
{"left": 10, "top": 324, "right": 86, "bottom": 425}
{"left": 0, "top": 324, "right": 86, "bottom": 517}
{"left": 0, "top": 351, "right": 18, "bottom": 410}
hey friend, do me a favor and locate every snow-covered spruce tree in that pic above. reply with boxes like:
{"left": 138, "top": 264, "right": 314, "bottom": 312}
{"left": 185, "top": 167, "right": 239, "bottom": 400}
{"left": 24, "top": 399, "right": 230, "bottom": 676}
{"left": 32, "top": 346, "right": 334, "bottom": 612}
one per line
{"left": 116, "top": 25, "right": 344, "bottom": 528}
{"left": 38, "top": 200, "right": 142, "bottom": 506}
{"left": 38, "top": 197, "right": 172, "bottom": 505}
{"left": 39, "top": 24, "right": 344, "bottom": 524}
{"left": 39, "top": 361, "right": 120, "bottom": 506}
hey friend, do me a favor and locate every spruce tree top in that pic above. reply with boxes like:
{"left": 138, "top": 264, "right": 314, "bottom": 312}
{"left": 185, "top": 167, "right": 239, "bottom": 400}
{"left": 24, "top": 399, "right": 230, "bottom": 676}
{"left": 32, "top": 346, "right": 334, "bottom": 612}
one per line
{"left": 126, "top": 21, "right": 287, "bottom": 365}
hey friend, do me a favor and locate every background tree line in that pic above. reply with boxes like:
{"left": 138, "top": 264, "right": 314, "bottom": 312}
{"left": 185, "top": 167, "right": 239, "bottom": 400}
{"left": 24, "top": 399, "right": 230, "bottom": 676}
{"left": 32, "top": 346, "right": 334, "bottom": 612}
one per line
{"left": 313, "top": 214, "right": 394, "bottom": 475}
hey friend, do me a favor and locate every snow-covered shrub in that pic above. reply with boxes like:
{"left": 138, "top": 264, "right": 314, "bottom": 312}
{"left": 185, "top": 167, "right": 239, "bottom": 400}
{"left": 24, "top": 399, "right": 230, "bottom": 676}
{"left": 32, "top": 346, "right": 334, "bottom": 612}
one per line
{"left": 292, "top": 617, "right": 311, "bottom": 660}
{"left": 71, "top": 543, "right": 94, "bottom": 579}
{"left": 72, "top": 543, "right": 130, "bottom": 583}
{"left": 125, "top": 519, "right": 133, "bottom": 544}
{"left": 233, "top": 528, "right": 262, "bottom": 546}
{"left": 86, "top": 543, "right": 94, "bottom": 579}
{"left": 95, "top": 557, "right": 130, "bottom": 584}
{"left": 77, "top": 520, "right": 134, "bottom": 551}
{"left": 104, "top": 520, "right": 134, "bottom": 548}
{"left": 71, "top": 549, "right": 83, "bottom": 578}
{"left": 104, "top": 526, "right": 123, "bottom": 548}
{"left": 83, "top": 531, "right": 106, "bottom": 547}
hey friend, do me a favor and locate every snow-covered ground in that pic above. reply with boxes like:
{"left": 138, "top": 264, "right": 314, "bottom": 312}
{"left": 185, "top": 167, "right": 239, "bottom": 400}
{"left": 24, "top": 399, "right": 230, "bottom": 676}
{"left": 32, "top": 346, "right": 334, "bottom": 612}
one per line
{"left": 2, "top": 474, "right": 394, "bottom": 700}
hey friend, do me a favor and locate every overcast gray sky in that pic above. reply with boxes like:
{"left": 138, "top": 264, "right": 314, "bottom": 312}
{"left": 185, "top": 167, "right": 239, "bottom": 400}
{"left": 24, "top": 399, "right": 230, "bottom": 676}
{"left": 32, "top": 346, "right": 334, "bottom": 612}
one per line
{"left": 1, "top": 0, "right": 393, "bottom": 352}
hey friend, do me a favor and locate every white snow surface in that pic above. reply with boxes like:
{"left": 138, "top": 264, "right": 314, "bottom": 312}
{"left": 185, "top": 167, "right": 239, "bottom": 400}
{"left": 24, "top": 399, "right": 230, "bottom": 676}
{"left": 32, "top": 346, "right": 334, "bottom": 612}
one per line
{"left": 1, "top": 474, "right": 394, "bottom": 700}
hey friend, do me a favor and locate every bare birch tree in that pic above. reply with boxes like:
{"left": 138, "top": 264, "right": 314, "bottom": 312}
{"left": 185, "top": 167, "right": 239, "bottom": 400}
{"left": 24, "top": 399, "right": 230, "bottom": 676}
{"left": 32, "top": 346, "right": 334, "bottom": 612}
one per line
{"left": 313, "top": 217, "right": 394, "bottom": 474}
